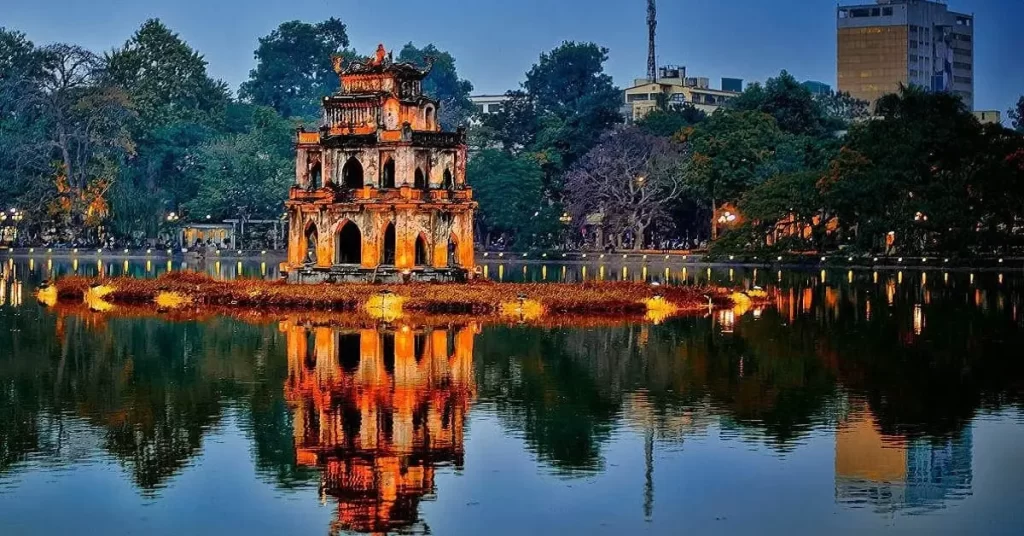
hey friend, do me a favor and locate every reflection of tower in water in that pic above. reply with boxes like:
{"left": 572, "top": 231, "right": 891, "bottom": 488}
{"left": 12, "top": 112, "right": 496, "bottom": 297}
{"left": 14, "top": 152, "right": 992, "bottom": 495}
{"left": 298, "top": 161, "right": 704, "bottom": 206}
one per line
{"left": 282, "top": 320, "right": 477, "bottom": 534}
{"left": 835, "top": 411, "right": 972, "bottom": 514}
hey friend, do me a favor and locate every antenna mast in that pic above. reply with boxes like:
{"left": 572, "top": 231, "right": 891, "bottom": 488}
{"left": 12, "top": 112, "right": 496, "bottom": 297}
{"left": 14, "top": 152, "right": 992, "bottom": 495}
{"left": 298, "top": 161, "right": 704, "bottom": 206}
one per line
{"left": 647, "top": 0, "right": 657, "bottom": 81}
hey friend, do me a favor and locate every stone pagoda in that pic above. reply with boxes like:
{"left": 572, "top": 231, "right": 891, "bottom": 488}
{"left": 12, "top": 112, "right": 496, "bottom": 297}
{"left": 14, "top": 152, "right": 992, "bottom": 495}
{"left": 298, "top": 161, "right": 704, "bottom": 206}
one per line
{"left": 283, "top": 44, "right": 475, "bottom": 283}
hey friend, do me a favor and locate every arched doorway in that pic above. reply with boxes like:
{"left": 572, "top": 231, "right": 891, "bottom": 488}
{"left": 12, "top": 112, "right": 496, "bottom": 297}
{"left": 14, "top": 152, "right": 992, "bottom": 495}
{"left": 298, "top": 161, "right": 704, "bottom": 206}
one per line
{"left": 414, "top": 168, "right": 426, "bottom": 189}
{"left": 342, "top": 157, "right": 363, "bottom": 188}
{"left": 415, "top": 234, "right": 429, "bottom": 266}
{"left": 442, "top": 168, "right": 454, "bottom": 190}
{"left": 381, "top": 157, "right": 396, "bottom": 188}
{"left": 335, "top": 221, "right": 361, "bottom": 264}
{"left": 303, "top": 223, "right": 319, "bottom": 264}
{"left": 381, "top": 222, "right": 396, "bottom": 265}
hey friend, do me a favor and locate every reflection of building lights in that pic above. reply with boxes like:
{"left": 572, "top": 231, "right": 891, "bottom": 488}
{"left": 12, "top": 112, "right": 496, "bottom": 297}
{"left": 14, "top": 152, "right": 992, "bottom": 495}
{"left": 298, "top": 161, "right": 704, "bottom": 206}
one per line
{"left": 718, "top": 309, "right": 735, "bottom": 333}
{"left": 913, "top": 304, "right": 925, "bottom": 335}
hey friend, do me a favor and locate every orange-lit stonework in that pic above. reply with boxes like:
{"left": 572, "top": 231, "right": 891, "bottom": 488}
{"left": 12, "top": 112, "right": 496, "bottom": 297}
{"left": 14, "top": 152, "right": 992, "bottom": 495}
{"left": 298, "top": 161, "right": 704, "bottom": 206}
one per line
{"left": 283, "top": 44, "right": 475, "bottom": 283}
{"left": 282, "top": 320, "right": 476, "bottom": 533}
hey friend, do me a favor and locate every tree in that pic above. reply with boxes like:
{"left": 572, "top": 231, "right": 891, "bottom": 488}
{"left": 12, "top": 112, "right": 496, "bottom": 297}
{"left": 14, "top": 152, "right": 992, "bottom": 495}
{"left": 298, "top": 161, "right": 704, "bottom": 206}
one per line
{"left": 2, "top": 40, "right": 135, "bottom": 241}
{"left": 731, "top": 71, "right": 829, "bottom": 136}
{"left": 685, "top": 110, "right": 785, "bottom": 238}
{"left": 183, "top": 106, "right": 293, "bottom": 228}
{"left": 523, "top": 41, "right": 622, "bottom": 178}
{"left": 636, "top": 103, "right": 706, "bottom": 137}
{"left": 565, "top": 127, "right": 688, "bottom": 250}
{"left": 105, "top": 19, "right": 229, "bottom": 130}
{"left": 468, "top": 149, "right": 550, "bottom": 246}
{"left": 239, "top": 18, "right": 350, "bottom": 120}
{"left": 104, "top": 19, "right": 230, "bottom": 236}
{"left": 817, "top": 90, "right": 869, "bottom": 130}
{"left": 740, "top": 170, "right": 829, "bottom": 250}
{"left": 0, "top": 28, "right": 49, "bottom": 203}
{"left": 477, "top": 90, "right": 539, "bottom": 153}
{"left": 1010, "top": 95, "right": 1024, "bottom": 133}
{"left": 818, "top": 86, "right": 998, "bottom": 253}
{"left": 397, "top": 43, "right": 474, "bottom": 130}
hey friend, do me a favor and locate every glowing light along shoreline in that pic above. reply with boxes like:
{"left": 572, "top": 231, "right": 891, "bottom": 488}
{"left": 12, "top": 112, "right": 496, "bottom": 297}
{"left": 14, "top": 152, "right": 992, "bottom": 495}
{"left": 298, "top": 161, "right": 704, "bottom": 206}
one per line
{"left": 39, "top": 272, "right": 767, "bottom": 321}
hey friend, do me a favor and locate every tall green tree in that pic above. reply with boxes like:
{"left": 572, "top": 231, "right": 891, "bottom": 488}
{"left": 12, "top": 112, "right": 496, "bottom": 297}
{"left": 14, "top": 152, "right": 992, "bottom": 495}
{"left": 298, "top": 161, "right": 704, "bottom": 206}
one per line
{"left": 239, "top": 18, "right": 350, "bottom": 120}
{"left": 468, "top": 149, "right": 552, "bottom": 246}
{"left": 104, "top": 19, "right": 230, "bottom": 235}
{"left": 105, "top": 19, "right": 229, "bottom": 130}
{"left": 397, "top": 43, "right": 474, "bottom": 130}
{"left": 818, "top": 86, "right": 1005, "bottom": 253}
{"left": 731, "top": 70, "right": 829, "bottom": 136}
{"left": 183, "top": 106, "right": 293, "bottom": 228}
{"left": 523, "top": 41, "right": 622, "bottom": 177}
{"left": 0, "top": 28, "right": 49, "bottom": 204}
{"left": 685, "top": 110, "right": 785, "bottom": 237}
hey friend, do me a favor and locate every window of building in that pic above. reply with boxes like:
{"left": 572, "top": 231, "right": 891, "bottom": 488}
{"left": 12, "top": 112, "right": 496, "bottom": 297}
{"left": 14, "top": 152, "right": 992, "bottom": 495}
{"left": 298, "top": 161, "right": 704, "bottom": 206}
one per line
{"left": 910, "top": 41, "right": 918, "bottom": 49}
{"left": 838, "top": 8, "right": 848, "bottom": 19}
{"left": 954, "top": 76, "right": 972, "bottom": 84}
{"left": 627, "top": 94, "right": 649, "bottom": 102}
{"left": 871, "top": 7, "right": 880, "bottom": 16}
{"left": 954, "top": 62, "right": 972, "bottom": 71}
{"left": 882, "top": 7, "right": 893, "bottom": 16}
{"left": 849, "top": 8, "right": 870, "bottom": 17}
{"left": 956, "top": 34, "right": 972, "bottom": 42}
{"left": 474, "top": 104, "right": 484, "bottom": 114}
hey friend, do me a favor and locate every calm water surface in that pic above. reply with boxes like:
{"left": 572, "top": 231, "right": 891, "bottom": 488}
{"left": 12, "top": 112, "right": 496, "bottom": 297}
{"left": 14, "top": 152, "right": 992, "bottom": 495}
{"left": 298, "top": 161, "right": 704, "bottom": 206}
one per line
{"left": 1, "top": 257, "right": 1023, "bottom": 535}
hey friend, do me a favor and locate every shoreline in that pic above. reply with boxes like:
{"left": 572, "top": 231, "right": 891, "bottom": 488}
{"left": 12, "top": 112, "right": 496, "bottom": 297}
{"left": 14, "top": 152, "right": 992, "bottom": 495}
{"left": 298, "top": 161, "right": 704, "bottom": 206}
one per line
{"left": 5, "top": 245, "right": 1022, "bottom": 271}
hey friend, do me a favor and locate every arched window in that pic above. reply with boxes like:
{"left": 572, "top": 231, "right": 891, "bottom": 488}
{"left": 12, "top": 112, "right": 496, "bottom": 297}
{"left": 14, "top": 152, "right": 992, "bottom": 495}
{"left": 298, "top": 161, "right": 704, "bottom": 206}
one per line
{"left": 414, "top": 168, "right": 427, "bottom": 189}
{"left": 381, "top": 222, "right": 396, "bottom": 265}
{"left": 442, "top": 168, "right": 454, "bottom": 190}
{"left": 448, "top": 232, "right": 459, "bottom": 267}
{"left": 424, "top": 106, "right": 435, "bottom": 129}
{"left": 335, "top": 221, "right": 361, "bottom": 265}
{"left": 342, "top": 157, "right": 363, "bottom": 188}
{"left": 304, "top": 223, "right": 319, "bottom": 264}
{"left": 381, "top": 157, "right": 396, "bottom": 188}
{"left": 415, "top": 234, "right": 429, "bottom": 266}
{"left": 309, "top": 160, "right": 322, "bottom": 189}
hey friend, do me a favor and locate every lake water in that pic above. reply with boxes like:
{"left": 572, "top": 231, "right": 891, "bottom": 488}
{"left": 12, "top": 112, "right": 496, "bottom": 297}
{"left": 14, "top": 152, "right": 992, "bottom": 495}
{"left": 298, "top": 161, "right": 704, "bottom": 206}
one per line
{"left": 1, "top": 256, "right": 1023, "bottom": 535}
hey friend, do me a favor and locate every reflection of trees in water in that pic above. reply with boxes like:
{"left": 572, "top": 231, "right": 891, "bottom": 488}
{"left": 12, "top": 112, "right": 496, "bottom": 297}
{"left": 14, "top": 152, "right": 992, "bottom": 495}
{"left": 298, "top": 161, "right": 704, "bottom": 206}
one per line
{"left": 475, "top": 277, "right": 1024, "bottom": 475}
{"left": 0, "top": 306, "right": 303, "bottom": 492}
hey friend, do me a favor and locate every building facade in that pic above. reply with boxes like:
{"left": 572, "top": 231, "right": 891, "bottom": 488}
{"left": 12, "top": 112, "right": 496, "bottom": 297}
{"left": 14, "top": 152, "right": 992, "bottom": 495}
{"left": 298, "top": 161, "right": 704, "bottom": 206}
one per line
{"left": 283, "top": 45, "right": 476, "bottom": 283}
{"left": 837, "top": 0, "right": 974, "bottom": 109}
{"left": 623, "top": 66, "right": 741, "bottom": 122}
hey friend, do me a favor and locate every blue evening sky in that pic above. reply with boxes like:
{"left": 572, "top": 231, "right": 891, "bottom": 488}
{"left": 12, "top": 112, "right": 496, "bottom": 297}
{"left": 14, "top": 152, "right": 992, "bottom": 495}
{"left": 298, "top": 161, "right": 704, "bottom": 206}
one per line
{"left": 3, "top": 0, "right": 1021, "bottom": 113}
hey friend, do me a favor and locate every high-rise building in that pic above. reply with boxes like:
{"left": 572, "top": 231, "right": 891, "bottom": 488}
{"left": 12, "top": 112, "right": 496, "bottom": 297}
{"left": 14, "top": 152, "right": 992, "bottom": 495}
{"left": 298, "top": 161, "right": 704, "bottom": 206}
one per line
{"left": 837, "top": 0, "right": 974, "bottom": 109}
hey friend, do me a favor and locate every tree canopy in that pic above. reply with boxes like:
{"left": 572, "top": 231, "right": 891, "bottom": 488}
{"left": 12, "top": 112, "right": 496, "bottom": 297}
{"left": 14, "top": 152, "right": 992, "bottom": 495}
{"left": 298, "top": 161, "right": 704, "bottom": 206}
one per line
{"left": 239, "top": 18, "right": 350, "bottom": 121}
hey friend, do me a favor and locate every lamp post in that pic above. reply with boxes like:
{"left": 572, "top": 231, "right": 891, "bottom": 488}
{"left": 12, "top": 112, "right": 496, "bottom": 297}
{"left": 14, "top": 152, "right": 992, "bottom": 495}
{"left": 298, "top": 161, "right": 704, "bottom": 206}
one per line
{"left": 166, "top": 212, "right": 181, "bottom": 249}
{"left": 559, "top": 212, "right": 573, "bottom": 250}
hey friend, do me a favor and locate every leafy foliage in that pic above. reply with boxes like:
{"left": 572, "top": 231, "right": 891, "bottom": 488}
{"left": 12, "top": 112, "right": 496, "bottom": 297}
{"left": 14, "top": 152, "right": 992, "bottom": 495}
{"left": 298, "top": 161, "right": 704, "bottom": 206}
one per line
{"left": 238, "top": 18, "right": 350, "bottom": 121}
{"left": 184, "top": 106, "right": 294, "bottom": 225}
{"left": 468, "top": 149, "right": 550, "bottom": 243}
